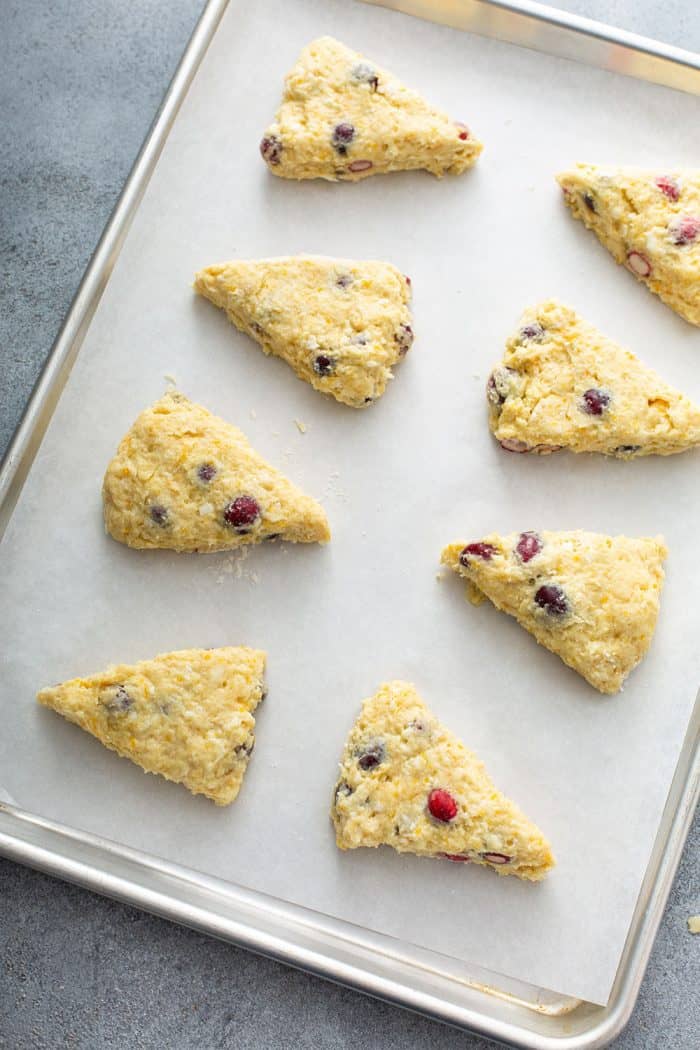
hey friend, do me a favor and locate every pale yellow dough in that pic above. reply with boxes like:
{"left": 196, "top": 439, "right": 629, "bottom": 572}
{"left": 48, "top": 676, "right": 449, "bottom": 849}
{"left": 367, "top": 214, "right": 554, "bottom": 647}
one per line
{"left": 37, "top": 647, "right": 266, "bottom": 805}
{"left": 441, "top": 531, "right": 667, "bottom": 695}
{"left": 194, "top": 255, "right": 413, "bottom": 407}
{"left": 102, "top": 392, "right": 330, "bottom": 552}
{"left": 556, "top": 165, "right": 700, "bottom": 325}
{"left": 331, "top": 681, "right": 554, "bottom": 881}
{"left": 260, "top": 36, "right": 482, "bottom": 181}
{"left": 488, "top": 300, "right": 700, "bottom": 457}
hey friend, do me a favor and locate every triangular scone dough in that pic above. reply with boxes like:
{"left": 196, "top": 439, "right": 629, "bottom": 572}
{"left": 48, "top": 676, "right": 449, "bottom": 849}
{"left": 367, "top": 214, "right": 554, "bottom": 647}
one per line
{"left": 194, "top": 255, "right": 413, "bottom": 407}
{"left": 37, "top": 647, "right": 266, "bottom": 805}
{"left": 331, "top": 681, "right": 554, "bottom": 881}
{"left": 488, "top": 300, "right": 700, "bottom": 457}
{"left": 102, "top": 393, "right": 330, "bottom": 551}
{"left": 441, "top": 531, "right": 667, "bottom": 695}
{"left": 259, "top": 36, "right": 482, "bottom": 182}
{"left": 556, "top": 165, "right": 700, "bottom": 325}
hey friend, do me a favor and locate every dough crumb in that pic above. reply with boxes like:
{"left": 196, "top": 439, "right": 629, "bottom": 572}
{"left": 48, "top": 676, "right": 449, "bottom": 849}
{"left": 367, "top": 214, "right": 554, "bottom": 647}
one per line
{"left": 294, "top": 419, "right": 308, "bottom": 434}
{"left": 688, "top": 916, "right": 700, "bottom": 934}
{"left": 163, "top": 373, "right": 178, "bottom": 388}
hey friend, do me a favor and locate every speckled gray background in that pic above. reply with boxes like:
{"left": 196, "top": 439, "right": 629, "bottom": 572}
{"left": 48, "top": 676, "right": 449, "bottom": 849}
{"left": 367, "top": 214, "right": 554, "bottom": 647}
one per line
{"left": 1, "top": 2, "right": 698, "bottom": 1047}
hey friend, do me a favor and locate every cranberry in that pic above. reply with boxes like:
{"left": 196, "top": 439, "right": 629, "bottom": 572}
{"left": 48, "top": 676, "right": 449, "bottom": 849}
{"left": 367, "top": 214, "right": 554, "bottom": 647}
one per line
{"left": 459, "top": 542, "right": 497, "bottom": 566}
{"left": 351, "top": 62, "right": 378, "bottom": 90}
{"left": 519, "top": 322, "right": 545, "bottom": 342}
{"left": 197, "top": 463, "right": 217, "bottom": 483}
{"left": 358, "top": 741, "right": 385, "bottom": 770}
{"left": 487, "top": 367, "right": 515, "bottom": 407}
{"left": 482, "top": 852, "right": 511, "bottom": 865}
{"left": 581, "top": 388, "right": 611, "bottom": 416}
{"left": 455, "top": 122, "right": 470, "bottom": 141}
{"left": 347, "top": 159, "right": 373, "bottom": 173}
{"left": 627, "top": 250, "right": 652, "bottom": 277}
{"left": 655, "top": 175, "right": 680, "bottom": 201}
{"left": 582, "top": 192, "right": 596, "bottom": 213}
{"left": 439, "top": 853, "right": 471, "bottom": 863}
{"left": 332, "top": 123, "right": 355, "bottom": 154}
{"left": 334, "top": 781, "right": 353, "bottom": 802}
{"left": 223, "top": 495, "right": 260, "bottom": 531}
{"left": 149, "top": 504, "right": 169, "bottom": 526}
{"left": 500, "top": 438, "right": 530, "bottom": 453}
{"left": 235, "top": 737, "right": 255, "bottom": 758}
{"left": 336, "top": 272, "right": 353, "bottom": 288}
{"left": 313, "top": 354, "right": 335, "bottom": 376}
{"left": 427, "top": 788, "right": 458, "bottom": 823}
{"left": 535, "top": 583, "right": 569, "bottom": 617}
{"left": 101, "top": 685, "right": 134, "bottom": 714}
{"left": 669, "top": 215, "right": 700, "bottom": 245}
{"left": 260, "top": 135, "right": 282, "bottom": 165}
{"left": 516, "top": 531, "right": 542, "bottom": 563}
{"left": 395, "top": 324, "right": 413, "bottom": 355}
{"left": 405, "top": 275, "right": 411, "bottom": 286}
{"left": 614, "top": 444, "right": 641, "bottom": 455}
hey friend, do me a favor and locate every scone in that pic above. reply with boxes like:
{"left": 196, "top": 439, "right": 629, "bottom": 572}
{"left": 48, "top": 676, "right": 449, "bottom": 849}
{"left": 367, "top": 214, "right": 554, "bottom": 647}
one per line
{"left": 259, "top": 36, "right": 482, "bottom": 181}
{"left": 441, "top": 531, "right": 667, "bottom": 695}
{"left": 102, "top": 392, "right": 330, "bottom": 551}
{"left": 331, "top": 681, "right": 554, "bottom": 881}
{"left": 194, "top": 255, "right": 413, "bottom": 407}
{"left": 556, "top": 165, "right": 700, "bottom": 325}
{"left": 488, "top": 300, "right": 700, "bottom": 457}
{"left": 37, "top": 647, "right": 266, "bottom": 804}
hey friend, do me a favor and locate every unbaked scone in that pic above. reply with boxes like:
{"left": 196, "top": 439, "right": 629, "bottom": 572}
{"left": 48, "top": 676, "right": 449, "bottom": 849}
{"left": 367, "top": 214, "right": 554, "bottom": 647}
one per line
{"left": 556, "top": 165, "right": 700, "bottom": 325}
{"left": 441, "top": 531, "right": 667, "bottom": 695}
{"left": 488, "top": 300, "right": 700, "bottom": 457}
{"left": 331, "top": 681, "right": 554, "bottom": 881}
{"left": 37, "top": 647, "right": 266, "bottom": 804}
{"left": 259, "top": 36, "right": 482, "bottom": 181}
{"left": 194, "top": 255, "right": 413, "bottom": 407}
{"left": 102, "top": 392, "right": 330, "bottom": 551}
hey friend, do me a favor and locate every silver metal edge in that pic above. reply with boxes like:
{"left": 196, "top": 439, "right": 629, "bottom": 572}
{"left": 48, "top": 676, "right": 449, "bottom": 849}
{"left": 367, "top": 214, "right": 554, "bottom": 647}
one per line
{"left": 0, "top": 0, "right": 698, "bottom": 1045}
{"left": 362, "top": 0, "right": 700, "bottom": 94}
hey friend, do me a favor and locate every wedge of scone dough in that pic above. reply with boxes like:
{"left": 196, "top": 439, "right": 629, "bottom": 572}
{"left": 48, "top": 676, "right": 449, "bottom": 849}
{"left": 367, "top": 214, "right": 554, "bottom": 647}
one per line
{"left": 259, "top": 36, "right": 482, "bottom": 181}
{"left": 441, "top": 531, "right": 667, "bottom": 695}
{"left": 556, "top": 165, "right": 700, "bottom": 325}
{"left": 38, "top": 647, "right": 266, "bottom": 804}
{"left": 488, "top": 300, "right": 700, "bottom": 457}
{"left": 103, "top": 392, "right": 330, "bottom": 551}
{"left": 331, "top": 681, "right": 554, "bottom": 881}
{"left": 194, "top": 255, "right": 413, "bottom": 407}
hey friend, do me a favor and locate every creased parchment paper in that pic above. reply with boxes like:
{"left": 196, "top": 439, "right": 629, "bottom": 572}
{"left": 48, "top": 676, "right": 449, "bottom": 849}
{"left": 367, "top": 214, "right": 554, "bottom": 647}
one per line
{"left": 1, "top": 0, "right": 698, "bottom": 1007}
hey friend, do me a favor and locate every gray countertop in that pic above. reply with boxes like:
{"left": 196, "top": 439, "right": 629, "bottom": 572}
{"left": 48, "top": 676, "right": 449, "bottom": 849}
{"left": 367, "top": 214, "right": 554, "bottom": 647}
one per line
{"left": 1, "top": 2, "right": 698, "bottom": 1047}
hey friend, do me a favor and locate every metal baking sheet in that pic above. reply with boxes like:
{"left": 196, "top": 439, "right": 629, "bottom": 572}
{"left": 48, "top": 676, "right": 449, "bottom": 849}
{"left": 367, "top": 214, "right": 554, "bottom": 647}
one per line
{"left": 1, "top": 0, "right": 699, "bottom": 1045}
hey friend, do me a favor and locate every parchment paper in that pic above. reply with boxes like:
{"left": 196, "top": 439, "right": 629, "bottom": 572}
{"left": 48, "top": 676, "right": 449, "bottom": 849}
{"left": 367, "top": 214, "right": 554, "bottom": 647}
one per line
{"left": 1, "top": 0, "right": 699, "bottom": 1007}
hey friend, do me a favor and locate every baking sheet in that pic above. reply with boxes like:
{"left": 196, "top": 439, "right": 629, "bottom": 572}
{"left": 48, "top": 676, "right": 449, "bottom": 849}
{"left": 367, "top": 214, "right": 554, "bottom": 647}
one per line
{"left": 1, "top": 0, "right": 699, "bottom": 1008}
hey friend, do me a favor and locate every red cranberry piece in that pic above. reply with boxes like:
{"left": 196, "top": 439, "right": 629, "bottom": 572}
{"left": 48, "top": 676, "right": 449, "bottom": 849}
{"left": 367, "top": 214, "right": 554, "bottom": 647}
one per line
{"left": 332, "top": 123, "right": 355, "bottom": 154}
{"left": 260, "top": 135, "right": 282, "bottom": 166}
{"left": 357, "top": 741, "right": 385, "bottom": 770}
{"left": 455, "top": 121, "right": 470, "bottom": 141}
{"left": 627, "top": 250, "right": 652, "bottom": 277}
{"left": 535, "top": 583, "right": 569, "bottom": 617}
{"left": 581, "top": 388, "right": 611, "bottom": 416}
{"left": 395, "top": 324, "right": 413, "bottom": 355}
{"left": 313, "top": 353, "right": 335, "bottom": 376}
{"left": 669, "top": 215, "right": 700, "bottom": 245}
{"left": 336, "top": 273, "right": 353, "bottom": 289}
{"left": 487, "top": 367, "right": 516, "bottom": 407}
{"left": 197, "top": 463, "right": 217, "bottom": 483}
{"left": 405, "top": 275, "right": 411, "bottom": 287}
{"left": 150, "top": 504, "right": 169, "bottom": 526}
{"left": 500, "top": 438, "right": 531, "bottom": 453}
{"left": 482, "top": 852, "right": 511, "bottom": 865}
{"left": 100, "top": 685, "right": 134, "bottom": 714}
{"left": 347, "top": 159, "right": 373, "bottom": 173}
{"left": 351, "top": 62, "right": 378, "bottom": 90}
{"left": 427, "top": 788, "right": 458, "bottom": 823}
{"left": 459, "top": 542, "right": 497, "bottom": 566}
{"left": 582, "top": 192, "right": 596, "bottom": 213}
{"left": 655, "top": 175, "right": 680, "bottom": 201}
{"left": 614, "top": 444, "right": 641, "bottom": 456}
{"left": 223, "top": 495, "right": 261, "bottom": 531}
{"left": 439, "top": 853, "right": 471, "bottom": 863}
{"left": 516, "top": 531, "right": 542, "bottom": 563}
{"left": 519, "top": 322, "right": 545, "bottom": 342}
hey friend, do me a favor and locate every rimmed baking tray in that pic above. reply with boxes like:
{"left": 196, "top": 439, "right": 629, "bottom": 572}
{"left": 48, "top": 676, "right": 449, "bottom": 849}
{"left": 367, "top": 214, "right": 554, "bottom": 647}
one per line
{"left": 1, "top": 2, "right": 698, "bottom": 1046}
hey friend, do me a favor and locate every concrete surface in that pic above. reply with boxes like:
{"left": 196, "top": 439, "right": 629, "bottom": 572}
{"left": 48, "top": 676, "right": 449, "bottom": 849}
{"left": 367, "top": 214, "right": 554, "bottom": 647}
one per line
{"left": 0, "top": 1, "right": 698, "bottom": 1047}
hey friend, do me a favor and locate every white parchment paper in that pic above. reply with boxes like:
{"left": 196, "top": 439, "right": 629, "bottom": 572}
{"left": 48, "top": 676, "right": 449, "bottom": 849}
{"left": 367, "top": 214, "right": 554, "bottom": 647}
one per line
{"left": 1, "top": 0, "right": 699, "bottom": 1006}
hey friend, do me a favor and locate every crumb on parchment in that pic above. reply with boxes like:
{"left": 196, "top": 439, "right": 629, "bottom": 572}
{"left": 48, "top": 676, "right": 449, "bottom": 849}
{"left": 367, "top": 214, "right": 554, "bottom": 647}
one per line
{"left": 688, "top": 916, "right": 700, "bottom": 934}
{"left": 294, "top": 419, "right": 307, "bottom": 434}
